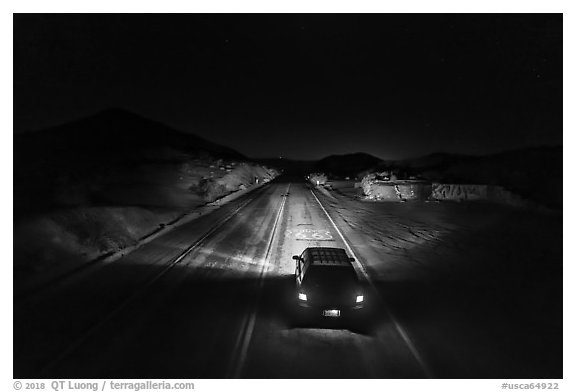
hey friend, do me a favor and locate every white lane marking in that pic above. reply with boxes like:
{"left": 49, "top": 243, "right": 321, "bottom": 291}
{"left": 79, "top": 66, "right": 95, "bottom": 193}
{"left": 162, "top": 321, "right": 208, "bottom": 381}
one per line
{"left": 310, "top": 188, "right": 434, "bottom": 378}
{"left": 227, "top": 183, "right": 291, "bottom": 378}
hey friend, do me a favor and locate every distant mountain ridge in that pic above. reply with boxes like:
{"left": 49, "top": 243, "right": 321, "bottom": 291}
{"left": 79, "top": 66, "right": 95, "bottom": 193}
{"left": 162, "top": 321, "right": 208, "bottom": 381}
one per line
{"left": 15, "top": 108, "right": 561, "bottom": 209}
{"left": 15, "top": 108, "right": 246, "bottom": 162}
{"left": 306, "top": 146, "right": 561, "bottom": 208}
{"left": 308, "top": 146, "right": 561, "bottom": 177}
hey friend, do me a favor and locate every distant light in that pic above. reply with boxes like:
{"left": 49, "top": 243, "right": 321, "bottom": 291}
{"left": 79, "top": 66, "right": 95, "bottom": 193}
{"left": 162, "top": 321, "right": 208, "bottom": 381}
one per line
{"left": 298, "top": 293, "right": 307, "bottom": 301}
{"left": 356, "top": 295, "right": 364, "bottom": 303}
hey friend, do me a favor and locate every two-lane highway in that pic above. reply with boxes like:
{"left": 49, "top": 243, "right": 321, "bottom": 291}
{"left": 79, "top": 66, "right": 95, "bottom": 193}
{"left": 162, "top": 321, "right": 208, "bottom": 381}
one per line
{"left": 14, "top": 180, "right": 429, "bottom": 378}
{"left": 232, "top": 182, "right": 428, "bottom": 378}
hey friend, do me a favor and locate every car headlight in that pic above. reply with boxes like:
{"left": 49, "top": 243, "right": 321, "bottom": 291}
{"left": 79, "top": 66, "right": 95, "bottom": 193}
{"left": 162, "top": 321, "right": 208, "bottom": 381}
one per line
{"left": 298, "top": 293, "right": 307, "bottom": 301}
{"left": 356, "top": 295, "right": 364, "bottom": 303}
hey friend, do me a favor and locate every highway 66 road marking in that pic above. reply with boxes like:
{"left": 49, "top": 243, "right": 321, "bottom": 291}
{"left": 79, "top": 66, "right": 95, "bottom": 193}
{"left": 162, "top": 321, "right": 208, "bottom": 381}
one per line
{"left": 286, "top": 228, "right": 334, "bottom": 241}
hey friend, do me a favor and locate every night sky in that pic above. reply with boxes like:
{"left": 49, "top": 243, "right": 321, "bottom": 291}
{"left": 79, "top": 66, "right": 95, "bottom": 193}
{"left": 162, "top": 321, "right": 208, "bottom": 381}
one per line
{"left": 13, "top": 14, "right": 562, "bottom": 160}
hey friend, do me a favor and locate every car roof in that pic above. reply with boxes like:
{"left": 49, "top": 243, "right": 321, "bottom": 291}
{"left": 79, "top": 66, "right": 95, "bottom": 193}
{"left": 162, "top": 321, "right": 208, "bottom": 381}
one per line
{"left": 305, "top": 247, "right": 352, "bottom": 267}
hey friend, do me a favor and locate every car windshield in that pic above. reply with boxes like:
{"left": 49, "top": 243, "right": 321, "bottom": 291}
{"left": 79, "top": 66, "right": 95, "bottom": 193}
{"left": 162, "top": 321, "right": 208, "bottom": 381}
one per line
{"left": 303, "top": 266, "right": 358, "bottom": 287}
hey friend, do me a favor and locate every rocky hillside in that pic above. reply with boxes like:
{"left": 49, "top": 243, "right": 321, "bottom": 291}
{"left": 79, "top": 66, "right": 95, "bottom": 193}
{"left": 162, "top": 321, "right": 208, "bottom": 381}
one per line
{"left": 357, "top": 146, "right": 562, "bottom": 208}
{"left": 14, "top": 109, "right": 279, "bottom": 282}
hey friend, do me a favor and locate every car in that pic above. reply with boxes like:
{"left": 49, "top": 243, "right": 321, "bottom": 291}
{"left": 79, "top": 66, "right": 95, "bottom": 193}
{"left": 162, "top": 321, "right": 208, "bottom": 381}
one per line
{"left": 293, "top": 247, "right": 366, "bottom": 321}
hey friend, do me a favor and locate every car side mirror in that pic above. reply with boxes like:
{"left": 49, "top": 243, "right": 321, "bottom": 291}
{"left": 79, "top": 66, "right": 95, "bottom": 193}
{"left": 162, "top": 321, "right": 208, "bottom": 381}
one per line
{"left": 292, "top": 255, "right": 300, "bottom": 261}
{"left": 349, "top": 257, "right": 355, "bottom": 262}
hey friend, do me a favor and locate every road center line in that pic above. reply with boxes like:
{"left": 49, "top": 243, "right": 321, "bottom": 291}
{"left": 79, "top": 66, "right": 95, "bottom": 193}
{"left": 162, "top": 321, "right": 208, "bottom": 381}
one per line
{"left": 310, "top": 187, "right": 434, "bottom": 378}
{"left": 226, "top": 183, "right": 290, "bottom": 378}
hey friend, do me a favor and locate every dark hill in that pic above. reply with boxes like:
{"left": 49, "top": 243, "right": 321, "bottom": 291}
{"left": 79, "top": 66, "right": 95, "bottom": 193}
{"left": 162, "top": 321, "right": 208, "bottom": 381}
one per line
{"left": 313, "top": 152, "right": 383, "bottom": 178}
{"left": 320, "top": 146, "right": 561, "bottom": 208}
{"left": 362, "top": 146, "right": 562, "bottom": 208}
{"left": 15, "top": 108, "right": 245, "bottom": 163}
{"left": 431, "top": 146, "right": 562, "bottom": 208}
{"left": 14, "top": 109, "right": 247, "bottom": 216}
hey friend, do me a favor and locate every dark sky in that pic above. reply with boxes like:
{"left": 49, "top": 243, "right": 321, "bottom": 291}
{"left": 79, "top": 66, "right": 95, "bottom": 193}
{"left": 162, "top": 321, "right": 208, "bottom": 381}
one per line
{"left": 14, "top": 14, "right": 562, "bottom": 160}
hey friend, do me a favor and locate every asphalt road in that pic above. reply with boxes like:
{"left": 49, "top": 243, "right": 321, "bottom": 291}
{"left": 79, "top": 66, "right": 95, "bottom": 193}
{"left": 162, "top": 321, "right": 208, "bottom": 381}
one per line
{"left": 13, "top": 177, "right": 562, "bottom": 379}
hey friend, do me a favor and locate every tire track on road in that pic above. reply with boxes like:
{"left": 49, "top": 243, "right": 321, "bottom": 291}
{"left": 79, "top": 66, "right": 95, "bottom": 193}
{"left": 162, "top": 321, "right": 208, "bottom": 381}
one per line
{"left": 226, "top": 183, "right": 291, "bottom": 378}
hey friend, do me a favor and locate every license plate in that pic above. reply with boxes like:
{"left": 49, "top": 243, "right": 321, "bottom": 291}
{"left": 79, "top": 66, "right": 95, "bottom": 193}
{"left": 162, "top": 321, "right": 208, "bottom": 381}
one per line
{"left": 323, "top": 309, "right": 341, "bottom": 317}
